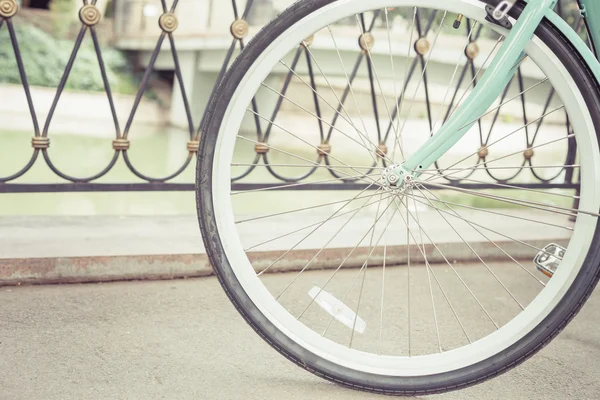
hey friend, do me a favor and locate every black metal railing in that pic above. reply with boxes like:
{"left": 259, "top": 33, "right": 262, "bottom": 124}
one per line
{"left": 0, "top": 0, "right": 586, "bottom": 193}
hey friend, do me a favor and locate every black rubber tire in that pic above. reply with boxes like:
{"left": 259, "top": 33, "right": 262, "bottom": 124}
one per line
{"left": 196, "top": 0, "right": 600, "bottom": 395}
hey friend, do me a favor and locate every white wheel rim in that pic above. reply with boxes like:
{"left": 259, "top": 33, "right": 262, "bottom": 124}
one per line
{"left": 210, "top": 0, "right": 600, "bottom": 377}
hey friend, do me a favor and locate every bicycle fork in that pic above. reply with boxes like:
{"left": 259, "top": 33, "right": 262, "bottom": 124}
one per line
{"left": 385, "top": 0, "right": 558, "bottom": 186}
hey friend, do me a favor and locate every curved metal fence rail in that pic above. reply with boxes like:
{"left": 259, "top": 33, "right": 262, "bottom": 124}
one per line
{"left": 0, "top": 0, "right": 586, "bottom": 193}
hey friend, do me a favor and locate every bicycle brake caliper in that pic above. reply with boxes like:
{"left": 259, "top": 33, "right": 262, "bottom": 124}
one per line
{"left": 492, "top": 0, "right": 516, "bottom": 20}
{"left": 485, "top": 3, "right": 514, "bottom": 30}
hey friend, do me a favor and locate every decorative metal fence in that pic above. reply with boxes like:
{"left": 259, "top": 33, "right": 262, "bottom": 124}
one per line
{"left": 0, "top": 0, "right": 587, "bottom": 193}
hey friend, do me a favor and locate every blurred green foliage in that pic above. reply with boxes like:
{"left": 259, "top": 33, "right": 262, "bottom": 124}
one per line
{"left": 0, "top": 22, "right": 139, "bottom": 94}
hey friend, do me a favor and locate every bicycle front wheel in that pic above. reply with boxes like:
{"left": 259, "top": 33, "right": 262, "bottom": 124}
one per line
{"left": 197, "top": 0, "right": 600, "bottom": 394}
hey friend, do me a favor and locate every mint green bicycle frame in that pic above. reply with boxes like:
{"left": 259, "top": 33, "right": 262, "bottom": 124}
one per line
{"left": 404, "top": 0, "right": 600, "bottom": 174}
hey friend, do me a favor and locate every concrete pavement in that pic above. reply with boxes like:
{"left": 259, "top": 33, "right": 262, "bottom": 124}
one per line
{"left": 0, "top": 270, "right": 598, "bottom": 400}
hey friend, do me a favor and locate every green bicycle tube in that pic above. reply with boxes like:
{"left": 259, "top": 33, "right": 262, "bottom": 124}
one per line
{"left": 402, "top": 0, "right": 557, "bottom": 173}
{"left": 577, "top": 0, "right": 600, "bottom": 57}
{"left": 543, "top": 5, "right": 600, "bottom": 76}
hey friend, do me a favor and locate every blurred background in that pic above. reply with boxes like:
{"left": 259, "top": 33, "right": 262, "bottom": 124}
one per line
{"left": 0, "top": 0, "right": 585, "bottom": 216}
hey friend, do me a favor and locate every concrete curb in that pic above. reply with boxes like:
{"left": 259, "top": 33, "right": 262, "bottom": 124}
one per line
{"left": 0, "top": 238, "right": 567, "bottom": 286}
{"left": 0, "top": 254, "right": 213, "bottom": 286}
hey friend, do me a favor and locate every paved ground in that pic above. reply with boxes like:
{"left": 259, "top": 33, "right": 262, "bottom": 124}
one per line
{"left": 0, "top": 270, "right": 598, "bottom": 400}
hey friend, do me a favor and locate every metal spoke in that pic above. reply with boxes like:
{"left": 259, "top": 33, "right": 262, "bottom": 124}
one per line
{"left": 425, "top": 128, "right": 571, "bottom": 182}
{"left": 406, "top": 200, "right": 412, "bottom": 355}
{"left": 421, "top": 170, "right": 596, "bottom": 218}
{"left": 356, "top": 12, "right": 406, "bottom": 161}
{"left": 232, "top": 163, "right": 379, "bottom": 170}
{"left": 262, "top": 47, "right": 305, "bottom": 141}
{"left": 440, "top": 104, "right": 565, "bottom": 176}
{"left": 408, "top": 192, "right": 525, "bottom": 318}
{"left": 430, "top": 21, "right": 479, "bottom": 135}
{"left": 392, "top": 195, "right": 498, "bottom": 330}
{"left": 232, "top": 172, "right": 379, "bottom": 195}
{"left": 297, "top": 196, "right": 399, "bottom": 322}
{"left": 279, "top": 59, "right": 392, "bottom": 165}
{"left": 304, "top": 47, "right": 326, "bottom": 144}
{"left": 318, "top": 198, "right": 399, "bottom": 337}
{"left": 384, "top": 8, "right": 408, "bottom": 161}
{"left": 301, "top": 43, "right": 388, "bottom": 165}
{"left": 409, "top": 192, "right": 442, "bottom": 352}
{"left": 257, "top": 85, "right": 382, "bottom": 158}
{"left": 409, "top": 191, "right": 572, "bottom": 231}
{"left": 444, "top": 37, "right": 506, "bottom": 121}
{"left": 378, "top": 212, "right": 388, "bottom": 355}
{"left": 482, "top": 79, "right": 514, "bottom": 145}
{"left": 531, "top": 88, "right": 556, "bottom": 145}
{"left": 235, "top": 136, "right": 380, "bottom": 186}
{"left": 412, "top": 185, "right": 547, "bottom": 286}
{"left": 420, "top": 174, "right": 578, "bottom": 199}
{"left": 350, "top": 191, "right": 386, "bottom": 348}
{"left": 327, "top": 24, "right": 382, "bottom": 165}
{"left": 397, "top": 12, "right": 448, "bottom": 140}
{"left": 244, "top": 109, "right": 382, "bottom": 186}
{"left": 276, "top": 187, "right": 388, "bottom": 293}
{"left": 235, "top": 189, "right": 384, "bottom": 225}
{"left": 360, "top": 13, "right": 383, "bottom": 147}
{"left": 391, "top": 7, "right": 417, "bottom": 160}
{"left": 394, "top": 196, "right": 472, "bottom": 344}
{"left": 421, "top": 164, "right": 579, "bottom": 173}
{"left": 404, "top": 190, "right": 566, "bottom": 259}
{"left": 443, "top": 46, "right": 527, "bottom": 151}
{"left": 244, "top": 194, "right": 392, "bottom": 251}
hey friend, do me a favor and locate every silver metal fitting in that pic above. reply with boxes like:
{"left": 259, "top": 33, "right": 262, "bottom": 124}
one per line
{"left": 387, "top": 173, "right": 399, "bottom": 184}
{"left": 492, "top": 0, "right": 516, "bottom": 21}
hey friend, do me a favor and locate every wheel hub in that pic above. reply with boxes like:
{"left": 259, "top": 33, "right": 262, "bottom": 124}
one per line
{"left": 381, "top": 164, "right": 414, "bottom": 191}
